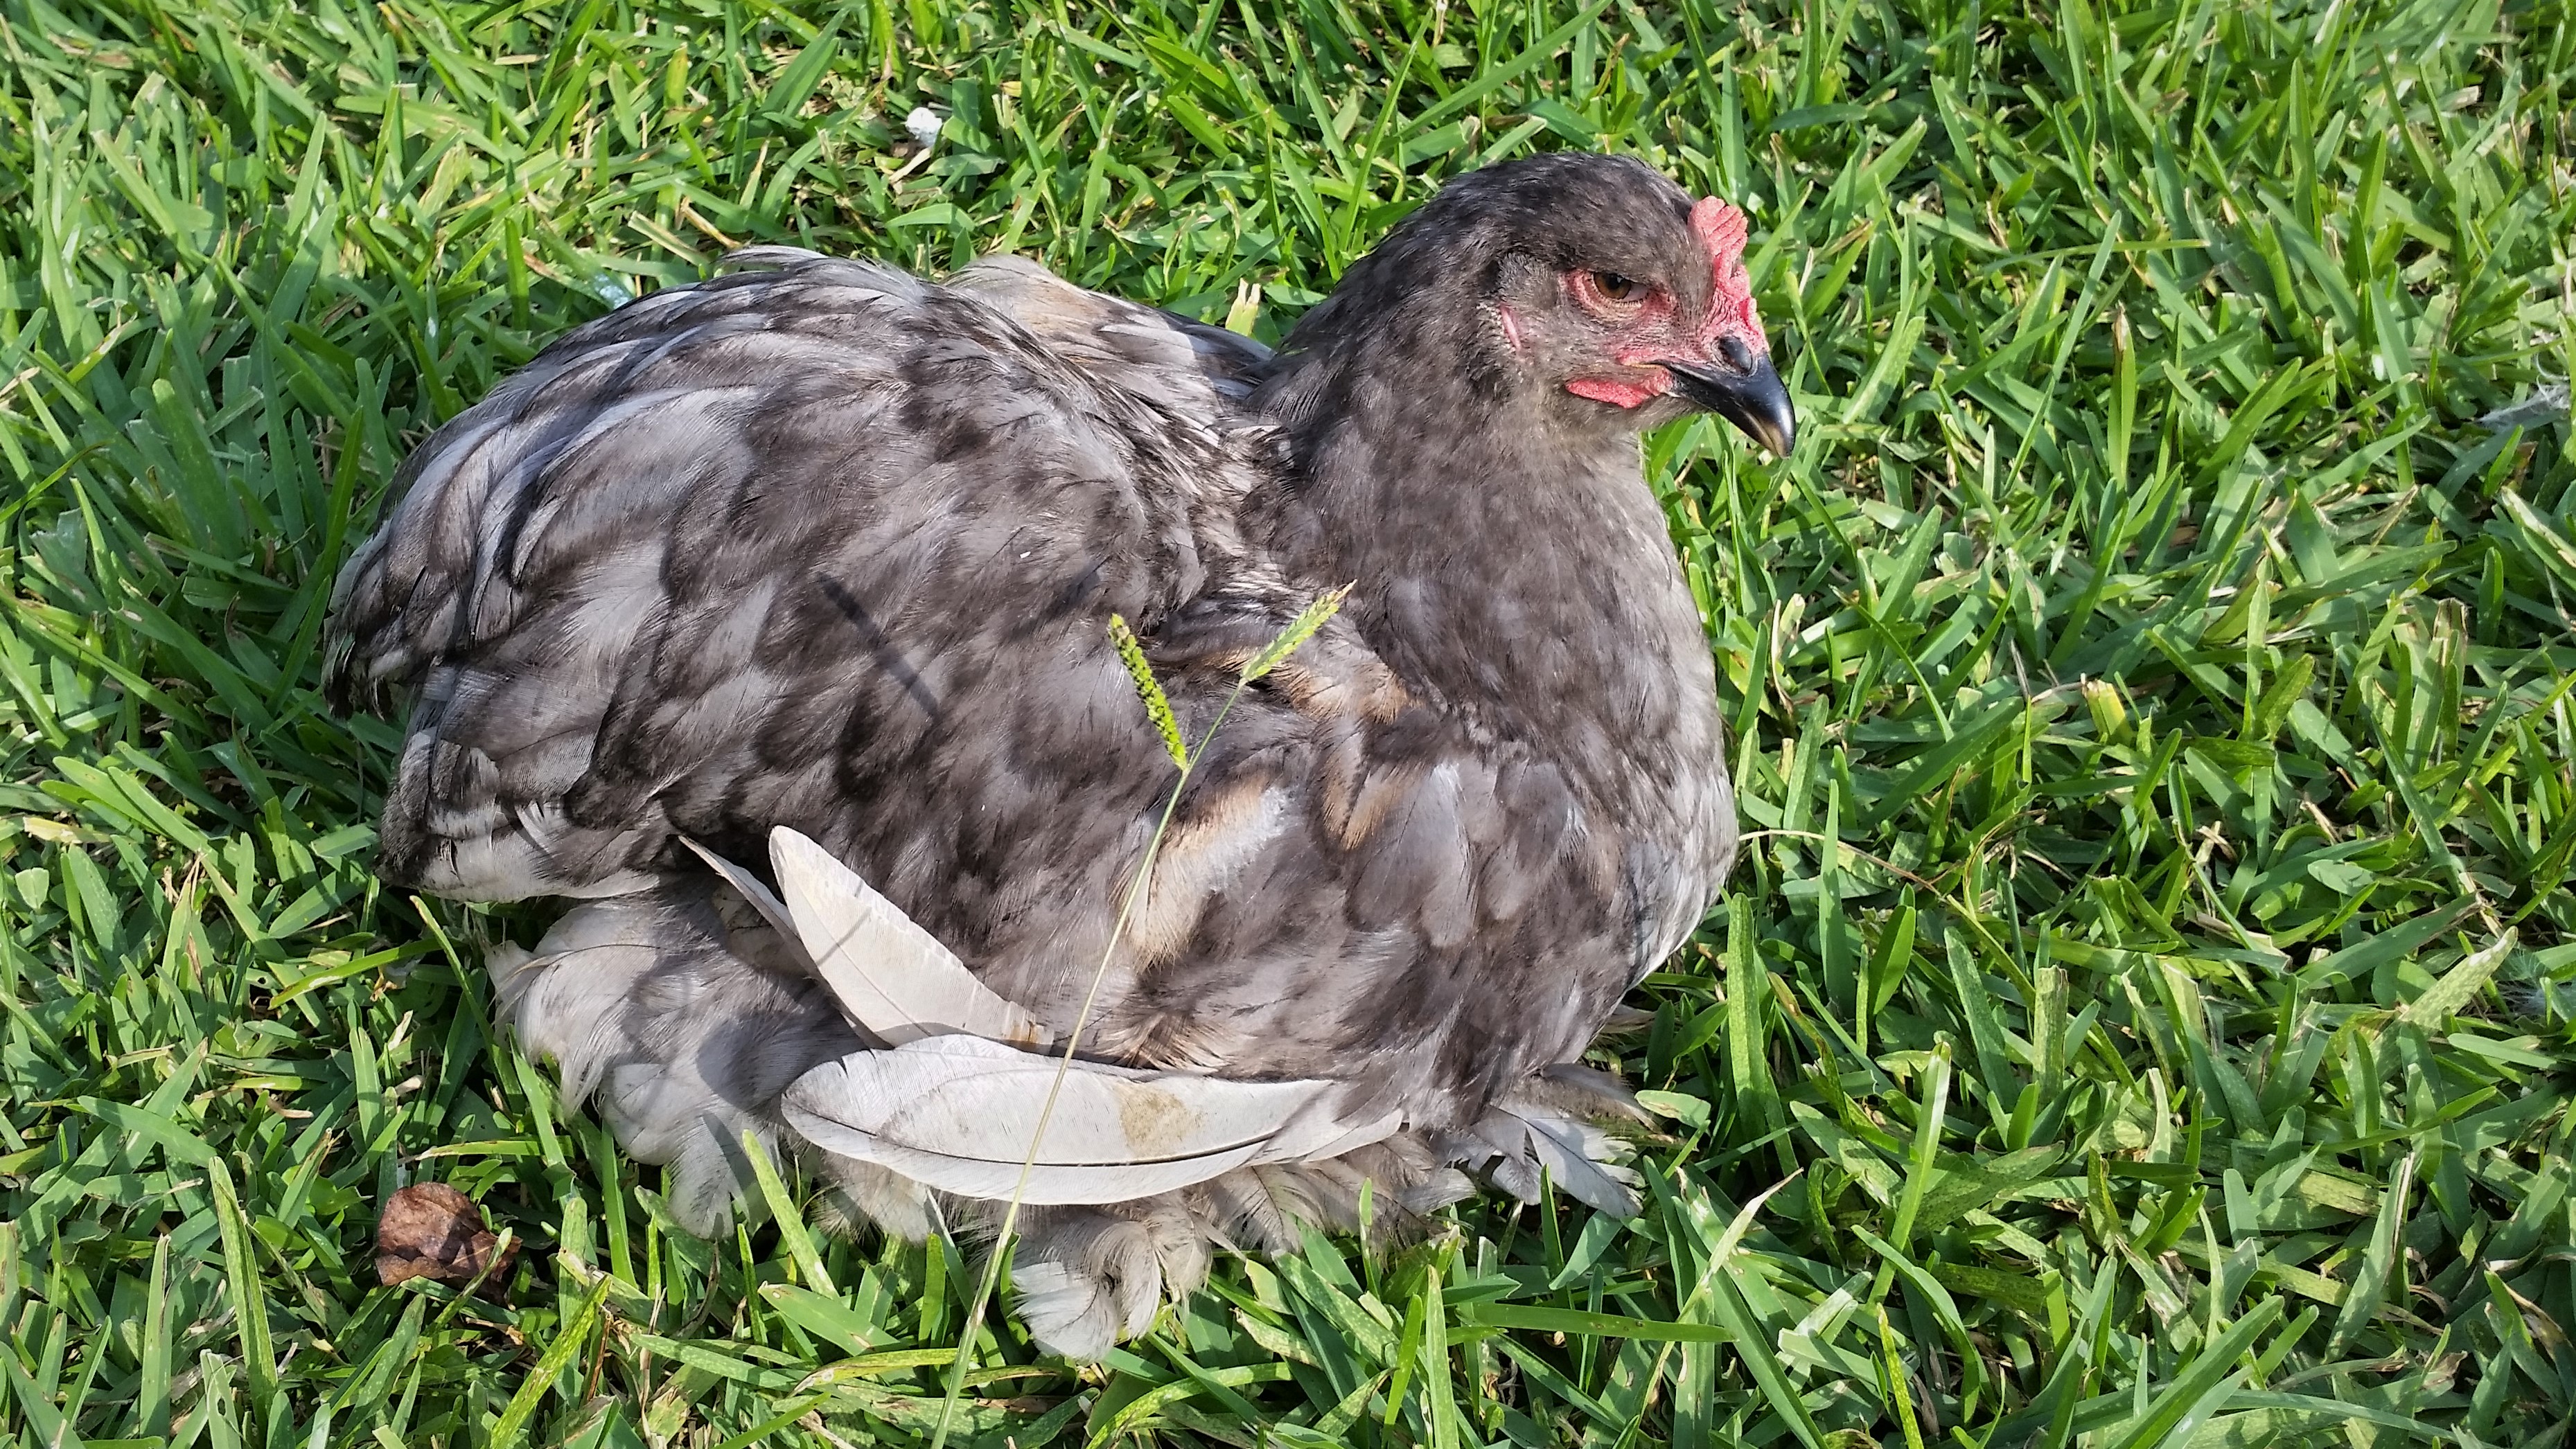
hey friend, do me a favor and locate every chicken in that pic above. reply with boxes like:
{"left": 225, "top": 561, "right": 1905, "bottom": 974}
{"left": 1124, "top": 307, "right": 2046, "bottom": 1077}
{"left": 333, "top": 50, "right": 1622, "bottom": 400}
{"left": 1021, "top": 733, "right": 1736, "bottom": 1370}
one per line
{"left": 328, "top": 151, "right": 1794, "bottom": 1356}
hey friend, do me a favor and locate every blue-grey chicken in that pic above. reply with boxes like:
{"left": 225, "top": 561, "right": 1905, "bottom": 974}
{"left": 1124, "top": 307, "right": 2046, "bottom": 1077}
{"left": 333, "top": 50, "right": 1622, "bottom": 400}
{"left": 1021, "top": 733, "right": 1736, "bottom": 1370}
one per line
{"left": 329, "top": 152, "right": 1792, "bottom": 1357}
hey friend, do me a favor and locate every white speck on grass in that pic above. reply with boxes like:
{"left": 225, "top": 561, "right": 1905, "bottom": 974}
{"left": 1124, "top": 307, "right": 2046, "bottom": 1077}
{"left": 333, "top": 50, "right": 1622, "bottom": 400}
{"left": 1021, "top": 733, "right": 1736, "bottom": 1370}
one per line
{"left": 2479, "top": 381, "right": 2569, "bottom": 432}
{"left": 906, "top": 107, "right": 942, "bottom": 150}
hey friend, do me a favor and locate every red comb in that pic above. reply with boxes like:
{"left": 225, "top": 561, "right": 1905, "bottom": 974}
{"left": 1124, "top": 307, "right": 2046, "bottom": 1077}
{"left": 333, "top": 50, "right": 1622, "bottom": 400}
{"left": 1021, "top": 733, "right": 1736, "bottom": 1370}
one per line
{"left": 1689, "top": 197, "right": 1765, "bottom": 348}
{"left": 1690, "top": 197, "right": 1749, "bottom": 266}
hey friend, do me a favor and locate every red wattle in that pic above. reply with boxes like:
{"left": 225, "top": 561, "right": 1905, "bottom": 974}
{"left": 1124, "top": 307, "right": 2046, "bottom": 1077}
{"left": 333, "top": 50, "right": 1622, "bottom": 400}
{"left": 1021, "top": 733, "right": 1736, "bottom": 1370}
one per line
{"left": 1567, "top": 375, "right": 1667, "bottom": 409}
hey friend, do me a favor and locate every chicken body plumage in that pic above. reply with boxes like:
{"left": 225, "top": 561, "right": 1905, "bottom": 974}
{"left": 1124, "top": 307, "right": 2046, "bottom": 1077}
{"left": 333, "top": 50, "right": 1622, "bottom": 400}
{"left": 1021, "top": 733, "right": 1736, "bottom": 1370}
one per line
{"left": 332, "top": 154, "right": 1782, "bottom": 1355}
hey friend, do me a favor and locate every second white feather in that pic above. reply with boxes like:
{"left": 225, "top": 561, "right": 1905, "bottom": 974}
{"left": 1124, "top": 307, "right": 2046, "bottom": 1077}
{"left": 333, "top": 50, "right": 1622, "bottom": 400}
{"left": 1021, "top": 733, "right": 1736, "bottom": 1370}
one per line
{"left": 768, "top": 826, "right": 1052, "bottom": 1048}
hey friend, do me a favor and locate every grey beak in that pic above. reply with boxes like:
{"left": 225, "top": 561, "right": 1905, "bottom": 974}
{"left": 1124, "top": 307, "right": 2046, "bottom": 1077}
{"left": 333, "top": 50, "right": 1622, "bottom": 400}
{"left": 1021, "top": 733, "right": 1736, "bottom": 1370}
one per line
{"left": 1659, "top": 353, "right": 1796, "bottom": 456}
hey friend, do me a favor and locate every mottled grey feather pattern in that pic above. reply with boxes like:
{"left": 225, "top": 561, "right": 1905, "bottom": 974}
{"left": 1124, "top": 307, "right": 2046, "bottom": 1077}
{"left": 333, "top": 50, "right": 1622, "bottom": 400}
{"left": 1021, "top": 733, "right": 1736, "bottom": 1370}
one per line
{"left": 334, "top": 152, "right": 1749, "bottom": 1354}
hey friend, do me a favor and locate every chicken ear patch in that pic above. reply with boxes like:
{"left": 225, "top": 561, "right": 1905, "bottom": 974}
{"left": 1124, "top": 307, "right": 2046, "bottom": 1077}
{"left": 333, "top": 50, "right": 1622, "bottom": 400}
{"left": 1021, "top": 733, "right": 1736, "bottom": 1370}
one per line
{"left": 779, "top": 1035, "right": 1333, "bottom": 1204}
{"left": 768, "top": 828, "right": 1052, "bottom": 1048}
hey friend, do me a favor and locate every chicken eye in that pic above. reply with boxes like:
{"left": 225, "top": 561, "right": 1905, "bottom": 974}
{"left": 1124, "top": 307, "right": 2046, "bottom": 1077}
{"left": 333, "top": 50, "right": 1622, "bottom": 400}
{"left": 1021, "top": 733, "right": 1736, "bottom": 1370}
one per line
{"left": 1589, "top": 271, "right": 1639, "bottom": 302}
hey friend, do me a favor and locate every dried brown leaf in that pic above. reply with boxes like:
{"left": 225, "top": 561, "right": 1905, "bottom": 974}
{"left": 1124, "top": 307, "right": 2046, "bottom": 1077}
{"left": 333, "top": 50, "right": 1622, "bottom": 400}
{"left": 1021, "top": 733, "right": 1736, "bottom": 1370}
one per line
{"left": 375, "top": 1182, "right": 516, "bottom": 1289}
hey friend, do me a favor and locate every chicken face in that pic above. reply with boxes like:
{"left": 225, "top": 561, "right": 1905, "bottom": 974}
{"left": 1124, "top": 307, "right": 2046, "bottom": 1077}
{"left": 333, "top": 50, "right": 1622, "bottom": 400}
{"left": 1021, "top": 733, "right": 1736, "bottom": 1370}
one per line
{"left": 1481, "top": 166, "right": 1794, "bottom": 454}
{"left": 1262, "top": 152, "right": 1794, "bottom": 461}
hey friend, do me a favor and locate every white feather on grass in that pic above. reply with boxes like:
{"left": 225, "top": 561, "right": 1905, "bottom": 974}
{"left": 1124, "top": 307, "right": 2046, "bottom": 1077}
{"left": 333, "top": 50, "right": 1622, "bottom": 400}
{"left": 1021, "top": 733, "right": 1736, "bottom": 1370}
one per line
{"left": 766, "top": 827, "right": 1052, "bottom": 1047}
{"left": 781, "top": 1035, "right": 1349, "bottom": 1203}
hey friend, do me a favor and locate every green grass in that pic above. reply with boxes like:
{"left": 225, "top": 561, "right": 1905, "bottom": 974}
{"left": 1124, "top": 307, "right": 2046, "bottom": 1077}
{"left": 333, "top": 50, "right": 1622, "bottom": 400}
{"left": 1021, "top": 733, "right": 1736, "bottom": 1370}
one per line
{"left": 1, "top": 0, "right": 2572, "bottom": 1443}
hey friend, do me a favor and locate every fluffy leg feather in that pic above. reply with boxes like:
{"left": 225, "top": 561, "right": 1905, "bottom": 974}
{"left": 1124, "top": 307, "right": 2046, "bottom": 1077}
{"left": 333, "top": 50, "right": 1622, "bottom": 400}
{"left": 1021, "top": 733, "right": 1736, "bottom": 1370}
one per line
{"left": 1434, "top": 1063, "right": 1650, "bottom": 1216}
{"left": 964, "top": 1133, "right": 1470, "bottom": 1357}
{"left": 487, "top": 876, "right": 932, "bottom": 1238}
{"left": 998, "top": 1201, "right": 1211, "bottom": 1359}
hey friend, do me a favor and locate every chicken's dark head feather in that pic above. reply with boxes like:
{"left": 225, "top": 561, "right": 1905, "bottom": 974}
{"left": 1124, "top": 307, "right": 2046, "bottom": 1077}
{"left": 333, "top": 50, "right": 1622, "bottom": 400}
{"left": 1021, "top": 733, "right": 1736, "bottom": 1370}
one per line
{"left": 1268, "top": 152, "right": 1794, "bottom": 454}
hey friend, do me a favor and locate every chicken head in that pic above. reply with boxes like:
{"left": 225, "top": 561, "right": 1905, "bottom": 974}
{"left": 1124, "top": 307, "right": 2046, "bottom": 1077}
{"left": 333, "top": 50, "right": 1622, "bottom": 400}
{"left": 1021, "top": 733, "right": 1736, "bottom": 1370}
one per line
{"left": 1465, "top": 156, "right": 1796, "bottom": 452}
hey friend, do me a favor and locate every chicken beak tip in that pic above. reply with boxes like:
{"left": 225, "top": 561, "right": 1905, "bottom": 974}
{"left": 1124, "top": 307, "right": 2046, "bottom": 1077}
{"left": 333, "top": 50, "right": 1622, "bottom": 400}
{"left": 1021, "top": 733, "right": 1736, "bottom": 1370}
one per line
{"left": 1659, "top": 355, "right": 1796, "bottom": 457}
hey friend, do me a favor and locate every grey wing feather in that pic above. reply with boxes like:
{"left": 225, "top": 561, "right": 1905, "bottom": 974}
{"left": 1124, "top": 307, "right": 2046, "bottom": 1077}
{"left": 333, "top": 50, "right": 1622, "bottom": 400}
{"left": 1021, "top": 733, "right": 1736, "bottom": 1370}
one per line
{"left": 328, "top": 249, "right": 1264, "bottom": 902}
{"left": 950, "top": 253, "right": 1273, "bottom": 407}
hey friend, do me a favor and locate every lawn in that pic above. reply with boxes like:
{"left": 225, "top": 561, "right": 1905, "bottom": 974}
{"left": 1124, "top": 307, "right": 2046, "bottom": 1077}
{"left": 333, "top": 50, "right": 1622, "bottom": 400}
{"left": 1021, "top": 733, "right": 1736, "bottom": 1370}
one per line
{"left": 2, "top": 0, "right": 2572, "bottom": 1444}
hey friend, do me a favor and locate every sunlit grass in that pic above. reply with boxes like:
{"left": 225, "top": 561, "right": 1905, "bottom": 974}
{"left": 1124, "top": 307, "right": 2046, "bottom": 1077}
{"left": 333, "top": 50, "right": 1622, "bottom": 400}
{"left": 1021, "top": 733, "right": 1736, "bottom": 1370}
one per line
{"left": 1, "top": 0, "right": 2571, "bottom": 1445}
